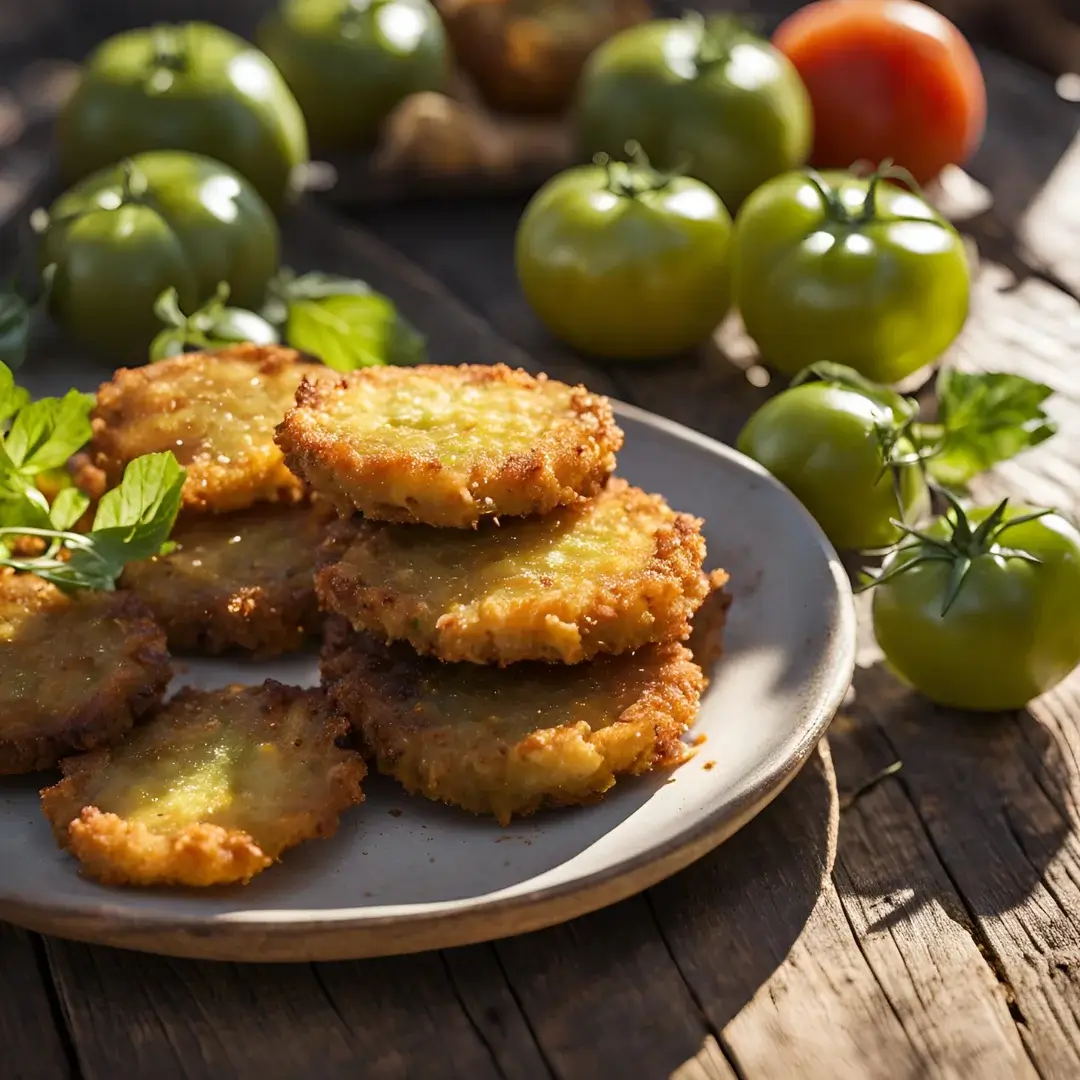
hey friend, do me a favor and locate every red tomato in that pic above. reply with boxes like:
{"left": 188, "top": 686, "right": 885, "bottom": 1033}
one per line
{"left": 773, "top": 0, "right": 986, "bottom": 184}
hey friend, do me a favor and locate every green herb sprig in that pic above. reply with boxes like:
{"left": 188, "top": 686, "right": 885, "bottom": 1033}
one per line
{"left": 0, "top": 361, "right": 185, "bottom": 590}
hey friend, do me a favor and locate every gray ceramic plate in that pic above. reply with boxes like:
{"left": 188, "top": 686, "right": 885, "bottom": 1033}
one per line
{"left": 0, "top": 403, "right": 856, "bottom": 962}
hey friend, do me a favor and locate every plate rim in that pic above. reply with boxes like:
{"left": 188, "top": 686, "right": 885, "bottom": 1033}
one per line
{"left": 0, "top": 400, "right": 857, "bottom": 961}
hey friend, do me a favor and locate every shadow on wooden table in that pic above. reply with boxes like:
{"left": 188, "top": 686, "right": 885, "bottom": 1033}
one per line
{"left": 834, "top": 662, "right": 1071, "bottom": 930}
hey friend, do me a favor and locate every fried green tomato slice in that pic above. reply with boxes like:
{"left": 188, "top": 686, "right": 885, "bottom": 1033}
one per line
{"left": 0, "top": 572, "right": 171, "bottom": 776}
{"left": 121, "top": 503, "right": 327, "bottom": 657}
{"left": 78, "top": 344, "right": 332, "bottom": 513}
{"left": 41, "top": 682, "right": 366, "bottom": 887}
{"left": 275, "top": 363, "right": 623, "bottom": 527}
{"left": 316, "top": 479, "right": 710, "bottom": 665}
{"left": 321, "top": 618, "right": 704, "bottom": 825}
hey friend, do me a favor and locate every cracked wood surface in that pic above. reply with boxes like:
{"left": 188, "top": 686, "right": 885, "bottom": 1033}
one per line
{"left": 4, "top": 2, "right": 1080, "bottom": 1078}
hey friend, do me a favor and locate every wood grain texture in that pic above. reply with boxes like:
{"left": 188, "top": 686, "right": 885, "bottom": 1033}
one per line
{"left": 441, "top": 946, "right": 556, "bottom": 1080}
{"left": 830, "top": 721, "right": 1039, "bottom": 1078}
{"left": 491, "top": 893, "right": 738, "bottom": 1080}
{"left": 45, "top": 939, "right": 529, "bottom": 1080}
{"left": 0, "top": 924, "right": 73, "bottom": 1080}
{"left": 651, "top": 743, "right": 924, "bottom": 1079}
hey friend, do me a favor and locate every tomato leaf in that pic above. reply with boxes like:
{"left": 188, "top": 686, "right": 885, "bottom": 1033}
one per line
{"left": 790, "top": 361, "right": 917, "bottom": 423}
{"left": 285, "top": 294, "right": 427, "bottom": 371}
{"left": 927, "top": 369, "right": 1057, "bottom": 487}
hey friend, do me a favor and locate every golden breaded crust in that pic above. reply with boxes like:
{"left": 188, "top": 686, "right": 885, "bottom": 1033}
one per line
{"left": 275, "top": 363, "right": 623, "bottom": 527}
{"left": 321, "top": 618, "right": 703, "bottom": 825}
{"left": 316, "top": 479, "right": 710, "bottom": 665}
{"left": 79, "top": 344, "right": 332, "bottom": 514}
{"left": 121, "top": 503, "right": 328, "bottom": 657}
{"left": 41, "top": 681, "right": 366, "bottom": 887}
{"left": 0, "top": 572, "right": 171, "bottom": 776}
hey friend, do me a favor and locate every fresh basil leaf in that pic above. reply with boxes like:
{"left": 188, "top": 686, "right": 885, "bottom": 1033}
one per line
{"left": 286, "top": 294, "right": 428, "bottom": 371}
{"left": 4, "top": 389, "right": 94, "bottom": 473}
{"left": 927, "top": 369, "right": 1057, "bottom": 487}
{"left": 0, "top": 294, "right": 30, "bottom": 372}
{"left": 790, "top": 361, "right": 917, "bottom": 423}
{"left": 49, "top": 485, "right": 90, "bottom": 531}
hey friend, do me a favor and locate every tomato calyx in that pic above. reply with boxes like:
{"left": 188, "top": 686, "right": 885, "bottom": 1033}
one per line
{"left": 803, "top": 160, "right": 921, "bottom": 227}
{"left": 340, "top": 0, "right": 383, "bottom": 29}
{"left": 679, "top": 11, "right": 759, "bottom": 77}
{"left": 593, "top": 141, "right": 681, "bottom": 200}
{"left": 148, "top": 24, "right": 192, "bottom": 83}
{"left": 862, "top": 492, "right": 1053, "bottom": 616}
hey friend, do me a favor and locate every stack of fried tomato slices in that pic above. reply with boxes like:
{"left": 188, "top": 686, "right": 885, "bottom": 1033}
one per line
{"left": 279, "top": 362, "right": 731, "bottom": 826}
{"left": 13, "top": 352, "right": 728, "bottom": 890}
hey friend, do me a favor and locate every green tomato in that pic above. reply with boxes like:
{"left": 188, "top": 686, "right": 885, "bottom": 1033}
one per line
{"left": 872, "top": 502, "right": 1080, "bottom": 710}
{"left": 258, "top": 0, "right": 447, "bottom": 150}
{"left": 515, "top": 158, "right": 732, "bottom": 359}
{"left": 40, "top": 151, "right": 280, "bottom": 363}
{"left": 737, "top": 374, "right": 930, "bottom": 550}
{"left": 574, "top": 15, "right": 812, "bottom": 212}
{"left": 732, "top": 168, "right": 971, "bottom": 383}
{"left": 58, "top": 21, "right": 308, "bottom": 210}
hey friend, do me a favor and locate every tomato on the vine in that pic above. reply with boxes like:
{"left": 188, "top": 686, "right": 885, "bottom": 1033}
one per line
{"left": 871, "top": 498, "right": 1080, "bottom": 710}
{"left": 515, "top": 154, "right": 732, "bottom": 359}
{"left": 731, "top": 167, "right": 970, "bottom": 384}
{"left": 737, "top": 364, "right": 930, "bottom": 551}
{"left": 773, "top": 0, "right": 985, "bottom": 185}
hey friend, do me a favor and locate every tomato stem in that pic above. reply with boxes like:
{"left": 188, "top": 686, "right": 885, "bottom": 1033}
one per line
{"left": 150, "top": 24, "right": 188, "bottom": 74}
{"left": 684, "top": 11, "right": 746, "bottom": 74}
{"left": 594, "top": 144, "right": 678, "bottom": 199}
{"left": 862, "top": 492, "right": 1056, "bottom": 615}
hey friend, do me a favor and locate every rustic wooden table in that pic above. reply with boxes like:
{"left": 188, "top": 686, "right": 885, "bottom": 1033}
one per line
{"left": 3, "top": 2, "right": 1080, "bottom": 1078}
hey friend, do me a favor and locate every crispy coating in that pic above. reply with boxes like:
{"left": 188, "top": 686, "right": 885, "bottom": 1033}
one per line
{"left": 275, "top": 363, "right": 623, "bottom": 527}
{"left": 121, "top": 503, "right": 328, "bottom": 657}
{"left": 316, "top": 479, "right": 710, "bottom": 665}
{"left": 78, "top": 344, "right": 332, "bottom": 513}
{"left": 0, "top": 572, "right": 171, "bottom": 776}
{"left": 321, "top": 618, "right": 704, "bottom": 825}
{"left": 41, "top": 681, "right": 366, "bottom": 887}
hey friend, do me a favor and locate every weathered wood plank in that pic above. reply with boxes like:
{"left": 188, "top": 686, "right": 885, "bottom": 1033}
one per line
{"left": 650, "top": 743, "right": 926, "bottom": 1079}
{"left": 829, "top": 721, "right": 1038, "bottom": 1077}
{"left": 0, "top": 924, "right": 73, "bottom": 1080}
{"left": 45, "top": 940, "right": 516, "bottom": 1080}
{"left": 846, "top": 664, "right": 1080, "bottom": 1079}
{"left": 312, "top": 955, "right": 507, "bottom": 1080}
{"left": 441, "top": 946, "right": 556, "bottom": 1080}
{"left": 491, "top": 893, "right": 738, "bottom": 1080}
